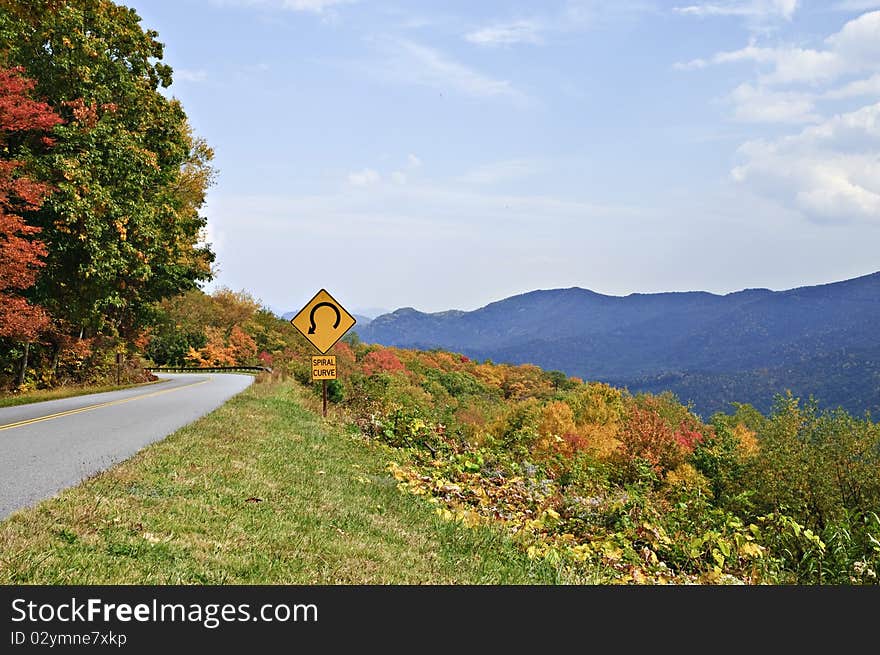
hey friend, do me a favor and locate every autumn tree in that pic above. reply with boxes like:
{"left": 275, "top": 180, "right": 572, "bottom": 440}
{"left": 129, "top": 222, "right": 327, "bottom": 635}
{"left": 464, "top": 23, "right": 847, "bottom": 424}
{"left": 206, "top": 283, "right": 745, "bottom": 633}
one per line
{"left": 0, "top": 0, "right": 214, "bottom": 343}
{"left": 0, "top": 66, "right": 62, "bottom": 384}
{"left": 616, "top": 405, "right": 687, "bottom": 477}
{"left": 362, "top": 349, "right": 405, "bottom": 377}
{"left": 185, "top": 327, "right": 235, "bottom": 367}
{"left": 228, "top": 325, "right": 257, "bottom": 365}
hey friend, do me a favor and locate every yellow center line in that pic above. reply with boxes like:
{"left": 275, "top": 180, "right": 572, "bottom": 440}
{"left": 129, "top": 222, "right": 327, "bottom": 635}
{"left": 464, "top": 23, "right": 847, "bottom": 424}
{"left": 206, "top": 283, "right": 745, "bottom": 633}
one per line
{"left": 0, "top": 378, "right": 212, "bottom": 432}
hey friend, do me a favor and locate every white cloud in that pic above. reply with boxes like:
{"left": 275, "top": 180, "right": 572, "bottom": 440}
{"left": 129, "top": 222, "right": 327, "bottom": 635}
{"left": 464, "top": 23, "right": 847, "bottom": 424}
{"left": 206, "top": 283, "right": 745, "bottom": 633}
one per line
{"left": 460, "top": 159, "right": 543, "bottom": 185}
{"left": 825, "top": 10, "right": 880, "bottom": 67}
{"left": 212, "top": 0, "right": 356, "bottom": 12}
{"left": 676, "top": 11, "right": 880, "bottom": 85}
{"left": 462, "top": 3, "right": 657, "bottom": 49}
{"left": 674, "top": 0, "right": 798, "bottom": 19}
{"left": 732, "top": 103, "right": 880, "bottom": 221}
{"left": 824, "top": 73, "right": 880, "bottom": 98}
{"left": 174, "top": 69, "right": 208, "bottom": 83}
{"left": 728, "top": 83, "right": 819, "bottom": 123}
{"left": 367, "top": 39, "right": 526, "bottom": 101}
{"left": 674, "top": 58, "right": 708, "bottom": 71}
{"left": 407, "top": 153, "right": 422, "bottom": 168}
{"left": 348, "top": 168, "right": 380, "bottom": 186}
{"left": 390, "top": 171, "right": 407, "bottom": 184}
{"left": 677, "top": 44, "right": 844, "bottom": 85}
{"left": 677, "top": 9, "right": 880, "bottom": 222}
{"left": 465, "top": 20, "right": 543, "bottom": 46}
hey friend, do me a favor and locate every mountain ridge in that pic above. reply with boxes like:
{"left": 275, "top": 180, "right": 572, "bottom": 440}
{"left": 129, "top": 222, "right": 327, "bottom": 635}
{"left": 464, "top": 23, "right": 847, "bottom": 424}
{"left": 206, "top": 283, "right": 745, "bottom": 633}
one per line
{"left": 357, "top": 271, "right": 880, "bottom": 417}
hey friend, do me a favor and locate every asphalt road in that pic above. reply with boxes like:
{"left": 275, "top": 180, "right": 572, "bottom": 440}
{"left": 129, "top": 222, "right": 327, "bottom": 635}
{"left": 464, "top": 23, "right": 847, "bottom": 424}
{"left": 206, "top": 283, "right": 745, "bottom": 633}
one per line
{"left": 0, "top": 373, "right": 253, "bottom": 520}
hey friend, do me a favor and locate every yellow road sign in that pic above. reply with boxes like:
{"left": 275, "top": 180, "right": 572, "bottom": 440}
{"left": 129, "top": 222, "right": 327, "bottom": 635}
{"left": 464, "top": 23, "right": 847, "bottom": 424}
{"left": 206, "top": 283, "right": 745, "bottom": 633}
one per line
{"left": 291, "top": 289, "right": 356, "bottom": 354}
{"left": 311, "top": 355, "right": 337, "bottom": 380}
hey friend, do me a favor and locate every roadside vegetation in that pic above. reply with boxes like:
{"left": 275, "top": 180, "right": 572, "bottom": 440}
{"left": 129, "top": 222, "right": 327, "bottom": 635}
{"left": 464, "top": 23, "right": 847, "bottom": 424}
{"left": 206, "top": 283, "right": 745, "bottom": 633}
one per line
{"left": 293, "top": 339, "right": 880, "bottom": 585}
{"left": 0, "top": 378, "right": 163, "bottom": 409}
{"left": 0, "top": 377, "right": 560, "bottom": 584}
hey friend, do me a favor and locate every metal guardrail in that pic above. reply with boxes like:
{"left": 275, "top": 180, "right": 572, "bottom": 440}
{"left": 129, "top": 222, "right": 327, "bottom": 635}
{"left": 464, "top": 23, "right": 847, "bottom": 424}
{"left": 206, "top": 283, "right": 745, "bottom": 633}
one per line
{"left": 145, "top": 366, "right": 273, "bottom": 374}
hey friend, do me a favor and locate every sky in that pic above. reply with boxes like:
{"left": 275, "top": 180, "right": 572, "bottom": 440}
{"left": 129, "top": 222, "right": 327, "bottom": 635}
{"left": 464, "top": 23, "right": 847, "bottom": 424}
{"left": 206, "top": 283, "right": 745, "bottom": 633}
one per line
{"left": 129, "top": 0, "right": 880, "bottom": 316}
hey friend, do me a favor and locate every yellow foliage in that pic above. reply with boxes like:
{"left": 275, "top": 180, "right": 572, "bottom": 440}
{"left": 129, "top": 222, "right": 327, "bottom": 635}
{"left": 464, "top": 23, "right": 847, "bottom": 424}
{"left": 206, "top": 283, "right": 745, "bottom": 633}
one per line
{"left": 578, "top": 423, "right": 622, "bottom": 460}
{"left": 501, "top": 364, "right": 553, "bottom": 400}
{"left": 732, "top": 423, "right": 759, "bottom": 458}
{"left": 538, "top": 401, "right": 576, "bottom": 440}
{"left": 567, "top": 382, "right": 624, "bottom": 427}
{"left": 664, "top": 463, "right": 711, "bottom": 495}
{"left": 472, "top": 363, "right": 504, "bottom": 389}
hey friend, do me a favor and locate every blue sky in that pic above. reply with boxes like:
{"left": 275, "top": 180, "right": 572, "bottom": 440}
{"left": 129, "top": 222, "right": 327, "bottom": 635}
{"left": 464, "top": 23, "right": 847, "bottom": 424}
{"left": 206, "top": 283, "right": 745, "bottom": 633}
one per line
{"left": 130, "top": 0, "right": 880, "bottom": 315}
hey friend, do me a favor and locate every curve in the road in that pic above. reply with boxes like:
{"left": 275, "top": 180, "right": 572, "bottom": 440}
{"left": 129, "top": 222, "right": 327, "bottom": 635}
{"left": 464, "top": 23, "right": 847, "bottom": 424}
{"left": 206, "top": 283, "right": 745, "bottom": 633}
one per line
{"left": 0, "top": 373, "right": 253, "bottom": 520}
{"left": 0, "top": 378, "right": 209, "bottom": 432}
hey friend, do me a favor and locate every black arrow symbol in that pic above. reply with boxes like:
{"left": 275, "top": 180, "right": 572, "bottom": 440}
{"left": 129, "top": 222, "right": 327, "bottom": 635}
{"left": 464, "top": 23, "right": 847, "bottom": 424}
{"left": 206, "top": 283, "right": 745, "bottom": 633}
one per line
{"left": 308, "top": 302, "right": 341, "bottom": 334}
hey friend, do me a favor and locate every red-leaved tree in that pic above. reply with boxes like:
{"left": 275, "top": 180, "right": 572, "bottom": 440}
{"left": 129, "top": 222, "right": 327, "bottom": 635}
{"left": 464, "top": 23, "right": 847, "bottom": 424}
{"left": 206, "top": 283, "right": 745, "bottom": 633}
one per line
{"left": 362, "top": 349, "right": 404, "bottom": 377}
{"left": 0, "top": 67, "right": 62, "bottom": 345}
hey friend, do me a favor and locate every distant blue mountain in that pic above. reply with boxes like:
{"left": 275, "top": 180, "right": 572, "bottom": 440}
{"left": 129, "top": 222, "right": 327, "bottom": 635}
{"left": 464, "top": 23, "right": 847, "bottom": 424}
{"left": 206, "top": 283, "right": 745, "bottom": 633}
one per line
{"left": 356, "top": 272, "right": 880, "bottom": 418}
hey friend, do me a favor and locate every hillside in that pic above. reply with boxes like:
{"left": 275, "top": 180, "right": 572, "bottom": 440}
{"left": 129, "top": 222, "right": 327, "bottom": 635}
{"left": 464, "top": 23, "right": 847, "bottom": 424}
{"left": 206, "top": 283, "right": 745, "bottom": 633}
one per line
{"left": 8, "top": 288, "right": 878, "bottom": 586}
{"left": 357, "top": 272, "right": 880, "bottom": 417}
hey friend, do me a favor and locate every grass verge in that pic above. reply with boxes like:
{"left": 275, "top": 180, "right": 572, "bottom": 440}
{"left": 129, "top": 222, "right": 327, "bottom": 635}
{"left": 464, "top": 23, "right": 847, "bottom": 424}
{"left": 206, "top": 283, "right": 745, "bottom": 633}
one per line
{"left": 0, "top": 379, "right": 165, "bottom": 409}
{"left": 0, "top": 379, "right": 562, "bottom": 584}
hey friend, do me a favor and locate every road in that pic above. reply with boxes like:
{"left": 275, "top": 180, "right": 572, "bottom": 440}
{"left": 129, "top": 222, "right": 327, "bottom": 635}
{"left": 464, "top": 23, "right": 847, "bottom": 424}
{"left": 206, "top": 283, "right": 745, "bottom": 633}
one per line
{"left": 0, "top": 373, "right": 253, "bottom": 520}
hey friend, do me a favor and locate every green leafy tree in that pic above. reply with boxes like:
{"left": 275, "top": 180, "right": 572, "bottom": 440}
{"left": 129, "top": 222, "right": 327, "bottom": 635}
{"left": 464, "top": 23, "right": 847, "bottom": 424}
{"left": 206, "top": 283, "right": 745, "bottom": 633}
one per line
{"left": 0, "top": 0, "right": 214, "bottom": 343}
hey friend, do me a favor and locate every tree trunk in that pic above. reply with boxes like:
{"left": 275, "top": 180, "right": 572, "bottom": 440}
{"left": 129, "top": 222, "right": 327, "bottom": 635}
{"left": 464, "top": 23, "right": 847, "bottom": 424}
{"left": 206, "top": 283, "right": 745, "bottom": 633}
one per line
{"left": 17, "top": 341, "right": 30, "bottom": 387}
{"left": 50, "top": 338, "right": 60, "bottom": 374}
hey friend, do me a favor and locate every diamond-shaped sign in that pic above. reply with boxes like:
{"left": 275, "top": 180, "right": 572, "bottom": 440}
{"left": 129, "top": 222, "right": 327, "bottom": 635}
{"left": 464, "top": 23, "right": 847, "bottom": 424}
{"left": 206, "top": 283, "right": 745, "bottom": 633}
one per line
{"left": 290, "top": 289, "right": 356, "bottom": 354}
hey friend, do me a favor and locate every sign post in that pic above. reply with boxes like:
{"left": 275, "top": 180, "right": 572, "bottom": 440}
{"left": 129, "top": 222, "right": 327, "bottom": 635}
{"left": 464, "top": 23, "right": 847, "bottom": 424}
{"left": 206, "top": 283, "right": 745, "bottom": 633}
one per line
{"left": 290, "top": 290, "right": 356, "bottom": 418}
{"left": 310, "top": 355, "right": 337, "bottom": 418}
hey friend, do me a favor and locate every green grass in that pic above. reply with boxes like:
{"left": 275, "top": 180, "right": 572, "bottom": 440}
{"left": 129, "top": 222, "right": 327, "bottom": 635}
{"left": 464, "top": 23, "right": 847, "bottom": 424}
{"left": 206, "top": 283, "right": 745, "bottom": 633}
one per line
{"left": 0, "top": 379, "right": 165, "bottom": 409}
{"left": 0, "top": 378, "right": 562, "bottom": 584}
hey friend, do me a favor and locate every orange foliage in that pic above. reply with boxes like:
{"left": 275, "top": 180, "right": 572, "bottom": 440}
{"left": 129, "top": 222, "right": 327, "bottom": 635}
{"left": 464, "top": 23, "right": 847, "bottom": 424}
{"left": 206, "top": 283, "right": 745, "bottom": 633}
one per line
{"left": 617, "top": 406, "right": 687, "bottom": 474}
{"left": 432, "top": 351, "right": 461, "bottom": 372}
{"left": 228, "top": 325, "right": 256, "bottom": 364}
{"left": 362, "top": 349, "right": 405, "bottom": 377}
{"left": 185, "top": 327, "right": 236, "bottom": 366}
{"left": 333, "top": 341, "right": 354, "bottom": 362}
{"left": 536, "top": 400, "right": 595, "bottom": 459}
{"left": 501, "top": 364, "right": 552, "bottom": 400}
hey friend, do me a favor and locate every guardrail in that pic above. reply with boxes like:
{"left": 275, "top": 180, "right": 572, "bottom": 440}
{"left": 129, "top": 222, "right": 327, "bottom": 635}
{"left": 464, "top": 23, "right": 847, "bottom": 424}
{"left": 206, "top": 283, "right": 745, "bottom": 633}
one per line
{"left": 145, "top": 366, "right": 273, "bottom": 374}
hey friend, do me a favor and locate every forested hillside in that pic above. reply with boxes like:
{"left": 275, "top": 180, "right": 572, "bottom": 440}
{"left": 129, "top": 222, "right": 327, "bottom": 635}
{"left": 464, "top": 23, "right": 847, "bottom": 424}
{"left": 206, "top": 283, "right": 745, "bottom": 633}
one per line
{"left": 358, "top": 273, "right": 880, "bottom": 417}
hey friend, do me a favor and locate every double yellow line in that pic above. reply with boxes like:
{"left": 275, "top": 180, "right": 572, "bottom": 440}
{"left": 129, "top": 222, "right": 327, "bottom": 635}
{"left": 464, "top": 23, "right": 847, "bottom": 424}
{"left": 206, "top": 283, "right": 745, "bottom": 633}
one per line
{"left": 0, "top": 378, "right": 211, "bottom": 432}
